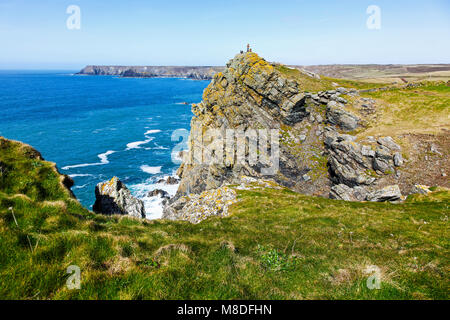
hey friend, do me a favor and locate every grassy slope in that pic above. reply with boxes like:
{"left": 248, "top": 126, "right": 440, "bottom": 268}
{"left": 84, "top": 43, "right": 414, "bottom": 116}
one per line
{"left": 1, "top": 137, "right": 449, "bottom": 300}
{"left": 359, "top": 83, "right": 450, "bottom": 137}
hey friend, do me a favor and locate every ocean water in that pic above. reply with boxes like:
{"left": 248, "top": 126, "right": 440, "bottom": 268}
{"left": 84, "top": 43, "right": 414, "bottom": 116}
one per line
{"left": 0, "top": 70, "right": 209, "bottom": 218}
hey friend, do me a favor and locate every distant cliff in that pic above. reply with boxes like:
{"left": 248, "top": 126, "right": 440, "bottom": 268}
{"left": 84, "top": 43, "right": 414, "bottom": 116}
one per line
{"left": 78, "top": 65, "right": 225, "bottom": 80}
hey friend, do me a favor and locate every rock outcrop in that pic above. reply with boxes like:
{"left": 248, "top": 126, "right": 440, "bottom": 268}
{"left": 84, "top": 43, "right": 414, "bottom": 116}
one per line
{"left": 173, "top": 52, "right": 409, "bottom": 206}
{"left": 366, "top": 185, "right": 402, "bottom": 202}
{"left": 148, "top": 189, "right": 170, "bottom": 199}
{"left": 93, "top": 177, "right": 145, "bottom": 218}
{"left": 166, "top": 52, "right": 415, "bottom": 222}
{"left": 326, "top": 101, "right": 360, "bottom": 131}
{"left": 176, "top": 52, "right": 330, "bottom": 198}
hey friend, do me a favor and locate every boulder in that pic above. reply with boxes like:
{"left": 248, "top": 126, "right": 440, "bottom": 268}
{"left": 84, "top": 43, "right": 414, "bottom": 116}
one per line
{"left": 367, "top": 185, "right": 402, "bottom": 202}
{"left": 373, "top": 146, "right": 395, "bottom": 173}
{"left": 411, "top": 184, "right": 431, "bottom": 195}
{"left": 377, "top": 136, "right": 401, "bottom": 151}
{"left": 148, "top": 189, "right": 170, "bottom": 199}
{"left": 330, "top": 184, "right": 355, "bottom": 201}
{"left": 337, "top": 87, "right": 348, "bottom": 94}
{"left": 373, "top": 157, "right": 392, "bottom": 173}
{"left": 93, "top": 177, "right": 145, "bottom": 218}
{"left": 361, "top": 146, "right": 375, "bottom": 157}
{"left": 326, "top": 101, "right": 360, "bottom": 131}
{"left": 393, "top": 152, "right": 404, "bottom": 167}
{"left": 157, "top": 176, "right": 180, "bottom": 185}
{"left": 166, "top": 176, "right": 179, "bottom": 185}
{"left": 330, "top": 184, "right": 370, "bottom": 202}
{"left": 325, "top": 129, "right": 375, "bottom": 186}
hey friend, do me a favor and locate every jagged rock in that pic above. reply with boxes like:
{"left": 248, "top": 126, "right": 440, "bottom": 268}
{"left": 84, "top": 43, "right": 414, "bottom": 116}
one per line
{"left": 330, "top": 184, "right": 355, "bottom": 201}
{"left": 148, "top": 189, "right": 170, "bottom": 199}
{"left": 352, "top": 186, "right": 369, "bottom": 201}
{"left": 375, "top": 146, "right": 392, "bottom": 160}
{"left": 372, "top": 145, "right": 395, "bottom": 173}
{"left": 176, "top": 52, "right": 326, "bottom": 198}
{"left": 166, "top": 176, "right": 179, "bottom": 185}
{"left": 377, "top": 136, "right": 401, "bottom": 151}
{"left": 337, "top": 87, "right": 348, "bottom": 94}
{"left": 361, "top": 146, "right": 375, "bottom": 157}
{"left": 411, "top": 184, "right": 431, "bottom": 195}
{"left": 93, "top": 177, "right": 145, "bottom": 218}
{"left": 336, "top": 97, "right": 348, "bottom": 104}
{"left": 330, "top": 184, "right": 369, "bottom": 201}
{"left": 326, "top": 101, "right": 360, "bottom": 131}
{"left": 157, "top": 176, "right": 180, "bottom": 185}
{"left": 373, "top": 157, "right": 392, "bottom": 173}
{"left": 367, "top": 185, "right": 402, "bottom": 202}
{"left": 393, "top": 152, "right": 404, "bottom": 167}
{"left": 325, "top": 129, "right": 375, "bottom": 186}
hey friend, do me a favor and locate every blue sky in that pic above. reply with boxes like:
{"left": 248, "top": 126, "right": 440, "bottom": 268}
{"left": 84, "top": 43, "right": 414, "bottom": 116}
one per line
{"left": 0, "top": 0, "right": 449, "bottom": 69}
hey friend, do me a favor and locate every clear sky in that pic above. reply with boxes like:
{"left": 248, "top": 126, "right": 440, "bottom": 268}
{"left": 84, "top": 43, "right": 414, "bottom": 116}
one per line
{"left": 0, "top": 0, "right": 449, "bottom": 69}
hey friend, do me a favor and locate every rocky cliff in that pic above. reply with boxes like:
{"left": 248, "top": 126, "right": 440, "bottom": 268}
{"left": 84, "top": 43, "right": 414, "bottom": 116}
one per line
{"left": 78, "top": 65, "right": 224, "bottom": 80}
{"left": 175, "top": 52, "right": 331, "bottom": 199}
{"left": 164, "top": 52, "right": 448, "bottom": 222}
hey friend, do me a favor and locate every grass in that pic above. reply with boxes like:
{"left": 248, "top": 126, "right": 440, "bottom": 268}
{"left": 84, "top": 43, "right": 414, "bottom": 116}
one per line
{"left": 359, "top": 82, "right": 450, "bottom": 137}
{"left": 1, "top": 137, "right": 449, "bottom": 300}
{"left": 275, "top": 65, "right": 335, "bottom": 92}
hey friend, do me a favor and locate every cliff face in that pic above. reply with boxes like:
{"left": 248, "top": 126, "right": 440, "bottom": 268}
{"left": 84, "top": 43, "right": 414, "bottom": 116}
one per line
{"left": 175, "top": 52, "right": 332, "bottom": 198}
{"left": 78, "top": 65, "right": 224, "bottom": 80}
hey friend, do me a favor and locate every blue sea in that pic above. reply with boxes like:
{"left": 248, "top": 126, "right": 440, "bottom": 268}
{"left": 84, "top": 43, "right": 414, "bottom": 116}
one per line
{"left": 0, "top": 70, "right": 209, "bottom": 218}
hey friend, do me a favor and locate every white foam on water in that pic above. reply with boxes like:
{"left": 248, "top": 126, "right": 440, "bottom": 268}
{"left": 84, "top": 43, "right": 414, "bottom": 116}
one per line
{"left": 73, "top": 184, "right": 88, "bottom": 189}
{"left": 144, "top": 129, "right": 161, "bottom": 135}
{"left": 126, "top": 138, "right": 154, "bottom": 150}
{"left": 129, "top": 174, "right": 179, "bottom": 220}
{"left": 62, "top": 150, "right": 116, "bottom": 170}
{"left": 151, "top": 142, "right": 169, "bottom": 150}
{"left": 69, "top": 174, "right": 93, "bottom": 178}
{"left": 140, "top": 165, "right": 162, "bottom": 174}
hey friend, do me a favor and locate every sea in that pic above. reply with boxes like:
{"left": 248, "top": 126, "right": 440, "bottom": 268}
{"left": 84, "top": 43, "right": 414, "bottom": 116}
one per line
{"left": 0, "top": 70, "right": 209, "bottom": 219}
